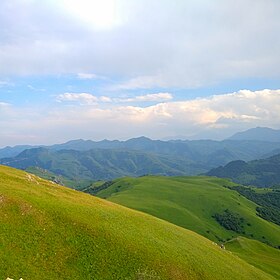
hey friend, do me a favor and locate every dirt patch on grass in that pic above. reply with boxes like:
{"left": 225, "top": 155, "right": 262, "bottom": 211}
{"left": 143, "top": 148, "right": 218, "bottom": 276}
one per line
{"left": 26, "top": 174, "right": 39, "bottom": 185}
{"left": 0, "top": 194, "right": 6, "bottom": 204}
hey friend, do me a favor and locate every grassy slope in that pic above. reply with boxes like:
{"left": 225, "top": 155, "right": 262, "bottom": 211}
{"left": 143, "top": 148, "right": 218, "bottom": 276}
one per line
{"left": 226, "top": 237, "right": 280, "bottom": 279}
{"left": 96, "top": 176, "right": 280, "bottom": 247}
{"left": 0, "top": 166, "right": 274, "bottom": 280}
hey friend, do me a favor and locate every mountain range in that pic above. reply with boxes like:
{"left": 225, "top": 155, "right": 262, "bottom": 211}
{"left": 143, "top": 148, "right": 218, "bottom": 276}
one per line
{"left": 2, "top": 127, "right": 280, "bottom": 161}
{"left": 0, "top": 147, "right": 205, "bottom": 187}
{"left": 1, "top": 127, "right": 280, "bottom": 187}
{"left": 228, "top": 127, "right": 280, "bottom": 142}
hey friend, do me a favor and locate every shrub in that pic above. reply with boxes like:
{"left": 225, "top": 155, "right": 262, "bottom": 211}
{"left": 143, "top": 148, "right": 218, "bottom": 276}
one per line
{"left": 213, "top": 209, "right": 245, "bottom": 233}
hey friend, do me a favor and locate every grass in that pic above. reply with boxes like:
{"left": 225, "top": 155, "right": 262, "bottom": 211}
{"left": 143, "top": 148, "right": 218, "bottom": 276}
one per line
{"left": 96, "top": 176, "right": 280, "bottom": 247}
{"left": 95, "top": 175, "right": 280, "bottom": 278}
{"left": 226, "top": 237, "right": 280, "bottom": 279}
{"left": 0, "top": 165, "right": 275, "bottom": 280}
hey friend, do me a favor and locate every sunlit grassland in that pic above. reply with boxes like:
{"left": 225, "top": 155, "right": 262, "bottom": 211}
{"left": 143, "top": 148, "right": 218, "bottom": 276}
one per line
{"left": 226, "top": 237, "right": 280, "bottom": 279}
{"left": 97, "top": 176, "right": 280, "bottom": 247}
{"left": 0, "top": 166, "right": 274, "bottom": 279}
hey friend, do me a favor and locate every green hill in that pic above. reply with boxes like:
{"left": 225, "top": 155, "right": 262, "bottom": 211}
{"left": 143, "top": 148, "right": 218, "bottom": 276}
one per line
{"left": 207, "top": 154, "right": 280, "bottom": 187}
{"left": 226, "top": 237, "right": 280, "bottom": 279}
{"left": 1, "top": 165, "right": 274, "bottom": 280}
{"left": 94, "top": 176, "right": 280, "bottom": 248}
{"left": 93, "top": 176, "right": 280, "bottom": 278}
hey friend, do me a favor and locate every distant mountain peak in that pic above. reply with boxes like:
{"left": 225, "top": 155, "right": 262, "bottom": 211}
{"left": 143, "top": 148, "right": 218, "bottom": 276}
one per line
{"left": 228, "top": 127, "right": 280, "bottom": 142}
{"left": 64, "top": 139, "right": 91, "bottom": 144}
{"left": 126, "top": 136, "right": 152, "bottom": 142}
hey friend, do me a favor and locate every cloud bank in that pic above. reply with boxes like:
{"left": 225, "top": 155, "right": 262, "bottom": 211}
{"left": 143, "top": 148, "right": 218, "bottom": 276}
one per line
{"left": 1, "top": 89, "right": 279, "bottom": 146}
{"left": 57, "top": 92, "right": 173, "bottom": 104}
{"left": 0, "top": 0, "right": 279, "bottom": 88}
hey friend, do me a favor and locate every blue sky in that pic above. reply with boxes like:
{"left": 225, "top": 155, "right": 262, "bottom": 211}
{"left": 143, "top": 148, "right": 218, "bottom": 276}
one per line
{"left": 0, "top": 0, "right": 280, "bottom": 147}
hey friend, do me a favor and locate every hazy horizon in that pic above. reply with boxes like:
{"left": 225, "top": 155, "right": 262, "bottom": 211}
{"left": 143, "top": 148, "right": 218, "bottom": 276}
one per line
{"left": 1, "top": 125, "right": 279, "bottom": 149}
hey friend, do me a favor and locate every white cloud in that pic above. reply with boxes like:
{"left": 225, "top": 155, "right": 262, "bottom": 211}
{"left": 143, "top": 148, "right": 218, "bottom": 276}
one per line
{"left": 59, "top": 0, "right": 124, "bottom": 31}
{"left": 99, "top": 96, "right": 112, "bottom": 102}
{"left": 56, "top": 93, "right": 98, "bottom": 104}
{"left": 56, "top": 92, "right": 173, "bottom": 104}
{"left": 0, "top": 102, "right": 10, "bottom": 107}
{"left": 0, "top": 81, "right": 9, "bottom": 87}
{"left": 112, "top": 74, "right": 170, "bottom": 90}
{"left": 1, "top": 89, "right": 280, "bottom": 147}
{"left": 52, "top": 89, "right": 280, "bottom": 139}
{"left": 27, "top": 84, "right": 46, "bottom": 92}
{"left": 134, "top": 92, "right": 173, "bottom": 102}
{"left": 0, "top": 0, "right": 279, "bottom": 87}
{"left": 116, "top": 93, "right": 173, "bottom": 102}
{"left": 0, "top": 81, "right": 13, "bottom": 87}
{"left": 77, "top": 73, "right": 105, "bottom": 80}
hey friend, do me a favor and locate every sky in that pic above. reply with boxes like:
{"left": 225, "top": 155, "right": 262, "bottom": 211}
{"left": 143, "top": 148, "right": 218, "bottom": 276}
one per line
{"left": 0, "top": 0, "right": 280, "bottom": 147}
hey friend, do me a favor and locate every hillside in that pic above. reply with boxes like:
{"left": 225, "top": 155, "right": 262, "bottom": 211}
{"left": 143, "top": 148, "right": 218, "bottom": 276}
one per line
{"left": 207, "top": 154, "right": 280, "bottom": 187}
{"left": 0, "top": 147, "right": 206, "bottom": 186}
{"left": 226, "top": 237, "right": 280, "bottom": 279}
{"left": 228, "top": 127, "right": 280, "bottom": 142}
{"left": 94, "top": 176, "right": 280, "bottom": 248}
{"left": 0, "top": 165, "right": 273, "bottom": 280}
